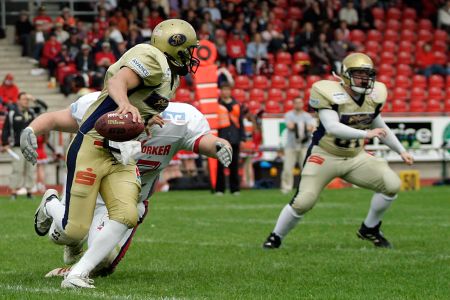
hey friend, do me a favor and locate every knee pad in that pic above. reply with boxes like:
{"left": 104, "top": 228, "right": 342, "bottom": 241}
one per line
{"left": 290, "top": 191, "right": 318, "bottom": 215}
{"left": 109, "top": 203, "right": 138, "bottom": 228}
{"left": 383, "top": 172, "right": 401, "bottom": 196}
{"left": 49, "top": 222, "right": 85, "bottom": 246}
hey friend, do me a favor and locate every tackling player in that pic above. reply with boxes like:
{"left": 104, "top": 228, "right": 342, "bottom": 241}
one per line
{"left": 21, "top": 91, "right": 232, "bottom": 288}
{"left": 21, "top": 19, "right": 200, "bottom": 287}
{"left": 263, "top": 53, "right": 414, "bottom": 250}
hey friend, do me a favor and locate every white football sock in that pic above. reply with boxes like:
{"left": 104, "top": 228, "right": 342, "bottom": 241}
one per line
{"left": 273, "top": 204, "right": 303, "bottom": 238}
{"left": 69, "top": 219, "right": 128, "bottom": 277}
{"left": 364, "top": 193, "right": 397, "bottom": 228}
{"left": 45, "top": 199, "right": 65, "bottom": 231}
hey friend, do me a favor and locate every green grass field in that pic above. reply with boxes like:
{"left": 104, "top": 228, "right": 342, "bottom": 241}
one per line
{"left": 0, "top": 187, "right": 449, "bottom": 299}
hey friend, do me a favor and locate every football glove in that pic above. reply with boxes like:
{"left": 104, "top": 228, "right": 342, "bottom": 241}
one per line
{"left": 20, "top": 127, "right": 38, "bottom": 165}
{"left": 215, "top": 141, "right": 232, "bottom": 167}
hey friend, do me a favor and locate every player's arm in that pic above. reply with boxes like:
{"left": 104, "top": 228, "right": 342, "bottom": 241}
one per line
{"left": 107, "top": 67, "right": 143, "bottom": 123}
{"left": 197, "top": 134, "right": 233, "bottom": 167}
{"left": 319, "top": 109, "right": 386, "bottom": 140}
{"left": 371, "top": 115, "right": 414, "bottom": 165}
{"left": 20, "top": 108, "right": 79, "bottom": 165}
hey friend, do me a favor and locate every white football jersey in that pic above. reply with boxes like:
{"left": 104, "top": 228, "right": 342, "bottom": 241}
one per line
{"left": 70, "top": 92, "right": 211, "bottom": 202}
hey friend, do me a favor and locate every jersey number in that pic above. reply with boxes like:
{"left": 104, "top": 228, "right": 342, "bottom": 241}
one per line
{"left": 334, "top": 138, "right": 360, "bottom": 148}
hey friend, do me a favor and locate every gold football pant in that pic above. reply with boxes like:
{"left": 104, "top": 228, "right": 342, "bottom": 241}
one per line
{"left": 290, "top": 146, "right": 401, "bottom": 214}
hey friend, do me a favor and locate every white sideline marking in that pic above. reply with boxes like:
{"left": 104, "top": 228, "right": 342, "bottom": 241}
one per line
{"left": 0, "top": 284, "right": 187, "bottom": 300}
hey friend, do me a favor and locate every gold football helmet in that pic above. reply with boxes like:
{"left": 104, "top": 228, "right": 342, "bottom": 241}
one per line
{"left": 341, "top": 53, "right": 376, "bottom": 95}
{"left": 150, "top": 19, "right": 199, "bottom": 76}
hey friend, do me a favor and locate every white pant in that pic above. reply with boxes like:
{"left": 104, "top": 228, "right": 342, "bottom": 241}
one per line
{"left": 281, "top": 148, "right": 306, "bottom": 193}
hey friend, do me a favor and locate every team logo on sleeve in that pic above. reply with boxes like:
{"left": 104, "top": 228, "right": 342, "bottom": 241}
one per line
{"left": 168, "top": 34, "right": 187, "bottom": 46}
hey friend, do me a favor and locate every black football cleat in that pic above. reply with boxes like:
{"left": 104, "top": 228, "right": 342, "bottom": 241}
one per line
{"left": 262, "top": 232, "right": 282, "bottom": 249}
{"left": 357, "top": 221, "right": 392, "bottom": 248}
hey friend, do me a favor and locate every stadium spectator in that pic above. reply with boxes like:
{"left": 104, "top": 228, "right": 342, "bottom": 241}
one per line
{"left": 147, "top": 9, "right": 165, "bottom": 30}
{"left": 280, "top": 98, "right": 315, "bottom": 195}
{"left": 357, "top": 0, "right": 375, "bottom": 30}
{"left": 75, "top": 44, "right": 95, "bottom": 74}
{"left": 226, "top": 30, "right": 247, "bottom": 74}
{"left": 131, "top": 0, "right": 150, "bottom": 25}
{"left": 416, "top": 42, "right": 447, "bottom": 78}
{"left": 1, "top": 92, "right": 36, "bottom": 200}
{"left": 338, "top": 20, "right": 351, "bottom": 40}
{"left": 15, "top": 10, "right": 33, "bottom": 57}
{"left": 203, "top": 0, "right": 222, "bottom": 24}
{"left": 95, "top": 7, "right": 110, "bottom": 32}
{"left": 64, "top": 29, "right": 82, "bottom": 60}
{"left": 330, "top": 29, "right": 357, "bottom": 73}
{"left": 41, "top": 34, "right": 62, "bottom": 72}
{"left": 32, "top": 6, "right": 53, "bottom": 32}
{"left": 339, "top": 2, "right": 359, "bottom": 29}
{"left": 216, "top": 83, "right": 245, "bottom": 196}
{"left": 183, "top": 9, "right": 200, "bottom": 31}
{"left": 86, "top": 22, "right": 105, "bottom": 47}
{"left": 126, "top": 26, "right": 144, "bottom": 49}
{"left": 31, "top": 21, "right": 47, "bottom": 62}
{"left": 438, "top": 0, "right": 450, "bottom": 33}
{"left": 309, "top": 32, "right": 334, "bottom": 75}
{"left": 140, "top": 19, "right": 153, "bottom": 42}
{"left": 303, "top": 1, "right": 327, "bottom": 26}
{"left": 54, "top": 22, "right": 69, "bottom": 44}
{"left": 246, "top": 33, "right": 268, "bottom": 75}
{"left": 49, "top": 44, "right": 75, "bottom": 80}
{"left": 0, "top": 74, "right": 20, "bottom": 105}
{"left": 283, "top": 20, "right": 302, "bottom": 54}
{"left": 110, "top": 9, "right": 129, "bottom": 36}
{"left": 95, "top": 42, "right": 117, "bottom": 73}
{"left": 198, "top": 22, "right": 213, "bottom": 41}
{"left": 297, "top": 22, "right": 316, "bottom": 53}
{"left": 55, "top": 7, "right": 76, "bottom": 31}
{"left": 108, "top": 21, "right": 125, "bottom": 44}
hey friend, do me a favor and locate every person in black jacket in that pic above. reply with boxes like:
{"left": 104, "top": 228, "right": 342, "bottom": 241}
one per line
{"left": 1, "top": 92, "right": 36, "bottom": 199}
{"left": 15, "top": 11, "right": 33, "bottom": 57}
{"left": 216, "top": 83, "right": 245, "bottom": 196}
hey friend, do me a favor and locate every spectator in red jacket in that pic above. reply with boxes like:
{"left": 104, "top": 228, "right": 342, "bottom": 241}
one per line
{"left": 95, "top": 41, "right": 116, "bottom": 74}
{"left": 147, "top": 10, "right": 164, "bottom": 30}
{"left": 226, "top": 30, "right": 247, "bottom": 74}
{"left": 95, "top": 7, "right": 110, "bottom": 33}
{"left": 32, "top": 6, "right": 53, "bottom": 32}
{"left": 41, "top": 34, "right": 62, "bottom": 68}
{"left": 0, "top": 74, "right": 20, "bottom": 105}
{"left": 416, "top": 42, "right": 447, "bottom": 78}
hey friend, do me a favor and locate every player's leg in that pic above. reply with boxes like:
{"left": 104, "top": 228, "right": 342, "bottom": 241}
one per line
{"left": 341, "top": 152, "right": 401, "bottom": 248}
{"left": 229, "top": 143, "right": 241, "bottom": 194}
{"left": 65, "top": 164, "right": 140, "bottom": 280}
{"left": 263, "top": 146, "right": 339, "bottom": 248}
{"left": 280, "top": 148, "right": 296, "bottom": 194}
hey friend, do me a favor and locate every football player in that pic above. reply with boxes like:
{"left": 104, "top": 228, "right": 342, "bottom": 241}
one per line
{"left": 263, "top": 53, "right": 414, "bottom": 250}
{"left": 21, "top": 91, "right": 232, "bottom": 288}
{"left": 21, "top": 19, "right": 200, "bottom": 287}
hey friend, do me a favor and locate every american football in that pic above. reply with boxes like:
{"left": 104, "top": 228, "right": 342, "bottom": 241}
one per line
{"left": 94, "top": 111, "right": 145, "bottom": 142}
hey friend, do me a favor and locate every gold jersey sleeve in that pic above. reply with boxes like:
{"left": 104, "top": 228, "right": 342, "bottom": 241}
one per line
{"left": 310, "top": 80, "right": 387, "bottom": 157}
{"left": 81, "top": 44, "right": 179, "bottom": 140}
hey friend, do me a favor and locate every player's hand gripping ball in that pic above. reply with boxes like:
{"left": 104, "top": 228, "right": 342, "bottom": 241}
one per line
{"left": 95, "top": 112, "right": 145, "bottom": 142}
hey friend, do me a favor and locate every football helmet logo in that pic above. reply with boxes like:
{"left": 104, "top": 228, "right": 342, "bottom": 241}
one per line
{"left": 168, "top": 34, "right": 187, "bottom": 46}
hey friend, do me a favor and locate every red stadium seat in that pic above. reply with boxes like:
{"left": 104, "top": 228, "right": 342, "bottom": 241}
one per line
{"left": 429, "top": 75, "right": 444, "bottom": 89}
{"left": 446, "top": 86, "right": 450, "bottom": 96}
{"left": 412, "top": 75, "right": 427, "bottom": 89}
{"left": 411, "top": 87, "right": 426, "bottom": 101}
{"left": 288, "top": 7, "right": 302, "bottom": 20}
{"left": 350, "top": 29, "right": 366, "bottom": 44}
{"left": 391, "top": 99, "right": 407, "bottom": 112}
{"left": 265, "top": 100, "right": 283, "bottom": 114}
{"left": 393, "top": 87, "right": 408, "bottom": 100}
{"left": 395, "top": 75, "right": 411, "bottom": 89}
{"left": 447, "top": 76, "right": 450, "bottom": 88}
{"left": 396, "top": 64, "right": 413, "bottom": 77}
{"left": 434, "top": 30, "right": 448, "bottom": 43}
{"left": 306, "top": 75, "right": 321, "bottom": 88}
{"left": 378, "top": 74, "right": 393, "bottom": 89}
{"left": 293, "top": 51, "right": 311, "bottom": 65}
{"left": 289, "top": 75, "right": 306, "bottom": 89}
{"left": 174, "top": 88, "right": 191, "bottom": 102}
{"left": 382, "top": 40, "right": 396, "bottom": 53}
{"left": 286, "top": 88, "right": 301, "bottom": 100}
{"left": 387, "top": 7, "right": 401, "bottom": 20}
{"left": 374, "top": 19, "right": 386, "bottom": 31}
{"left": 403, "top": 8, "right": 417, "bottom": 20}
{"left": 409, "top": 101, "right": 425, "bottom": 112}
{"left": 270, "top": 75, "right": 288, "bottom": 89}
{"left": 365, "top": 40, "right": 380, "bottom": 53}
{"left": 417, "top": 29, "right": 433, "bottom": 42}
{"left": 232, "top": 89, "right": 247, "bottom": 102}
{"left": 273, "top": 63, "right": 290, "bottom": 77}
{"left": 397, "top": 51, "right": 413, "bottom": 65}
{"left": 398, "top": 40, "right": 414, "bottom": 53}
{"left": 378, "top": 64, "right": 395, "bottom": 77}
{"left": 426, "top": 99, "right": 441, "bottom": 112}
{"left": 291, "top": 63, "right": 305, "bottom": 75}
{"left": 252, "top": 75, "right": 269, "bottom": 89}
{"left": 384, "top": 29, "right": 399, "bottom": 42}
{"left": 267, "top": 88, "right": 284, "bottom": 102}
{"left": 428, "top": 87, "right": 444, "bottom": 101}
{"left": 434, "top": 51, "right": 447, "bottom": 65}
{"left": 444, "top": 99, "right": 450, "bottom": 112}
{"left": 284, "top": 99, "right": 294, "bottom": 112}
{"left": 247, "top": 100, "right": 261, "bottom": 114}
{"left": 276, "top": 51, "right": 292, "bottom": 65}
{"left": 432, "top": 40, "right": 447, "bottom": 52}
{"left": 380, "top": 52, "right": 396, "bottom": 65}
{"left": 401, "top": 18, "right": 416, "bottom": 31}
{"left": 386, "top": 19, "right": 401, "bottom": 31}
{"left": 418, "top": 19, "right": 433, "bottom": 31}
{"left": 367, "top": 30, "right": 383, "bottom": 42}
{"left": 372, "top": 7, "right": 385, "bottom": 20}
{"left": 273, "top": 7, "right": 286, "bottom": 19}
{"left": 365, "top": 51, "right": 379, "bottom": 65}
{"left": 400, "top": 29, "right": 416, "bottom": 43}
{"left": 234, "top": 75, "right": 251, "bottom": 90}
{"left": 249, "top": 88, "right": 265, "bottom": 102}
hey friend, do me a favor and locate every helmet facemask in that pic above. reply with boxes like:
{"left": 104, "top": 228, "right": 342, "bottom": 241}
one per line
{"left": 165, "top": 44, "right": 200, "bottom": 76}
{"left": 343, "top": 68, "right": 376, "bottom": 95}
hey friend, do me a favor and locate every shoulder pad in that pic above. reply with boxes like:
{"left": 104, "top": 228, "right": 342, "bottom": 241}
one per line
{"left": 368, "top": 81, "right": 387, "bottom": 104}
{"left": 309, "top": 80, "right": 351, "bottom": 109}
